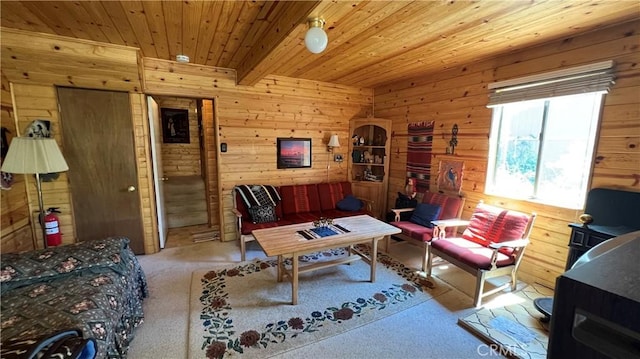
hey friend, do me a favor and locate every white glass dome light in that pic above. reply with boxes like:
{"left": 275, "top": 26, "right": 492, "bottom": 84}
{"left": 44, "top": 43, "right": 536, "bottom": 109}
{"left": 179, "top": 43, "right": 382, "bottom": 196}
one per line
{"left": 304, "top": 18, "right": 328, "bottom": 54}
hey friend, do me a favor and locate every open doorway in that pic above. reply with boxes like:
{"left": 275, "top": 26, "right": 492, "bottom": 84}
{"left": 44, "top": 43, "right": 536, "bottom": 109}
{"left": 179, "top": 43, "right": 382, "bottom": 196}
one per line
{"left": 147, "top": 96, "right": 219, "bottom": 248}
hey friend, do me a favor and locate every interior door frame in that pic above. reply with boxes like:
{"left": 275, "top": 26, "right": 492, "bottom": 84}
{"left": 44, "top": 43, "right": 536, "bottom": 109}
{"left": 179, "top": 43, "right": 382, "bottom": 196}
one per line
{"left": 144, "top": 94, "right": 221, "bottom": 246}
{"left": 200, "top": 98, "right": 225, "bottom": 234}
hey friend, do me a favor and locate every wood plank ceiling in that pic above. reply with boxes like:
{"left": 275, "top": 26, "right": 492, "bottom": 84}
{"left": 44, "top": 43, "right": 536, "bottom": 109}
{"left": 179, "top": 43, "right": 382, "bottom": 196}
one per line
{"left": 1, "top": 0, "right": 638, "bottom": 88}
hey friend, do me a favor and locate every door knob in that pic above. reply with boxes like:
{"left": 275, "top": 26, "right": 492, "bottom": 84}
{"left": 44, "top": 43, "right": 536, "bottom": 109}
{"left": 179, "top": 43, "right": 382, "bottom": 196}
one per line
{"left": 127, "top": 186, "right": 136, "bottom": 192}
{"left": 161, "top": 177, "right": 168, "bottom": 181}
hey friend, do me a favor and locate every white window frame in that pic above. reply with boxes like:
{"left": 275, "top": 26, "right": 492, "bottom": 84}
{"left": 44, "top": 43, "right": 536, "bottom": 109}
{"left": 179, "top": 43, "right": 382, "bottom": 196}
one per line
{"left": 485, "top": 62, "right": 615, "bottom": 209}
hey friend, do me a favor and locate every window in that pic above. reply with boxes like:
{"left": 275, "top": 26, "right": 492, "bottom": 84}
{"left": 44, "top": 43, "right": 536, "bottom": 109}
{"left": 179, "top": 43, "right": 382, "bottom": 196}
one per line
{"left": 486, "top": 94, "right": 602, "bottom": 208}
{"left": 485, "top": 62, "right": 614, "bottom": 209}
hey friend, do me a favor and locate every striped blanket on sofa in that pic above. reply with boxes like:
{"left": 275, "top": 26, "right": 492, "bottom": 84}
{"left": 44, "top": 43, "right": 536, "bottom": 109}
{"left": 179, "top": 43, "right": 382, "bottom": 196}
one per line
{"left": 234, "top": 185, "right": 281, "bottom": 208}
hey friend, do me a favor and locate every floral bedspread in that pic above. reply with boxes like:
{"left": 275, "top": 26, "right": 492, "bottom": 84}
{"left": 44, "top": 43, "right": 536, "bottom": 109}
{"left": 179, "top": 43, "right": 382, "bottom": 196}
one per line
{"left": 0, "top": 237, "right": 148, "bottom": 358}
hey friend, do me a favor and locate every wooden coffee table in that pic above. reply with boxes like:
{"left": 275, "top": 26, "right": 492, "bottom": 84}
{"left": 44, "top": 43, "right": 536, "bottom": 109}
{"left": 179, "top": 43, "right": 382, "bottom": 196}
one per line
{"left": 252, "top": 214, "right": 401, "bottom": 304}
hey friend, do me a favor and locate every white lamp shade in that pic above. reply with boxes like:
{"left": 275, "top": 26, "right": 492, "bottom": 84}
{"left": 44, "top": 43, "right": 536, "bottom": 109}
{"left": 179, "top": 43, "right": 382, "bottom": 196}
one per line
{"left": 1, "top": 137, "right": 69, "bottom": 174}
{"left": 328, "top": 135, "right": 340, "bottom": 148}
{"left": 305, "top": 26, "right": 328, "bottom": 54}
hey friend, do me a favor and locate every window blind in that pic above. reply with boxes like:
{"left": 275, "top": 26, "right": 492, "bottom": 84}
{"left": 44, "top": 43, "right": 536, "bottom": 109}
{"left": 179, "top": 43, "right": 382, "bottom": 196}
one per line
{"left": 487, "top": 61, "right": 615, "bottom": 107}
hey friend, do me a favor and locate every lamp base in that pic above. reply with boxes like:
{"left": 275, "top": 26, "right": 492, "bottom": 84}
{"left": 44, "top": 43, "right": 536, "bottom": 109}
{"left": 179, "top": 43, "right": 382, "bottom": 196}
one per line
{"left": 35, "top": 172, "right": 48, "bottom": 249}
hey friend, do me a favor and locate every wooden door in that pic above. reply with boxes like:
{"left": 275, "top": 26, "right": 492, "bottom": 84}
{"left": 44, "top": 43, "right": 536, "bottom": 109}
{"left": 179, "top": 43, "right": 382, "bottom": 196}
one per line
{"left": 57, "top": 87, "right": 144, "bottom": 254}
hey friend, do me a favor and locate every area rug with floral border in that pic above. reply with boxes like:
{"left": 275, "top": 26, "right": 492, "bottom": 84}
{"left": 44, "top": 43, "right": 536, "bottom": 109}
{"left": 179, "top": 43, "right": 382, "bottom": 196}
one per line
{"left": 188, "top": 246, "right": 452, "bottom": 358}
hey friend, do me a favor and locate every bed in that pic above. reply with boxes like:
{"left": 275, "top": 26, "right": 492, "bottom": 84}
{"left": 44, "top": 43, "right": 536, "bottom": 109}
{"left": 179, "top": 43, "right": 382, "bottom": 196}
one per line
{"left": 1, "top": 236, "right": 148, "bottom": 358}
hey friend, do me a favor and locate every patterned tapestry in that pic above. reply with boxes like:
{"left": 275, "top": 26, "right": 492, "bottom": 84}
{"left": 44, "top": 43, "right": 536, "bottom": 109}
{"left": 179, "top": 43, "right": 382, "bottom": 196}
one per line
{"left": 406, "top": 121, "right": 434, "bottom": 193}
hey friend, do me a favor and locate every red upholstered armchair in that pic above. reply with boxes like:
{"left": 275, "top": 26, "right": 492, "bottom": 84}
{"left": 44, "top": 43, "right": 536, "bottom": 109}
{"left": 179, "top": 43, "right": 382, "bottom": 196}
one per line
{"left": 387, "top": 191, "right": 465, "bottom": 272}
{"left": 428, "top": 202, "right": 536, "bottom": 307}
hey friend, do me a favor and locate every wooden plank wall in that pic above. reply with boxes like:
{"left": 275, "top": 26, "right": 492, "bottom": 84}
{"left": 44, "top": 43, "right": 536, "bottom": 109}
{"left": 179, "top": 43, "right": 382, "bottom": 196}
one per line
{"left": 143, "top": 58, "right": 373, "bottom": 243}
{"left": 154, "top": 97, "right": 201, "bottom": 177}
{"left": 3, "top": 85, "right": 158, "bottom": 254}
{"left": 0, "top": 29, "right": 157, "bottom": 254}
{"left": 0, "top": 73, "right": 33, "bottom": 252}
{"left": 0, "top": 29, "right": 371, "bottom": 253}
{"left": 374, "top": 20, "right": 640, "bottom": 288}
{"left": 0, "top": 27, "right": 141, "bottom": 93}
{"left": 9, "top": 84, "right": 73, "bottom": 249}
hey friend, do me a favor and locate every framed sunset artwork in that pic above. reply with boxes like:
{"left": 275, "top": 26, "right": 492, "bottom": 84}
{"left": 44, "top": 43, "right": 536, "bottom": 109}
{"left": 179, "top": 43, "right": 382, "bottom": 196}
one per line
{"left": 277, "top": 138, "right": 312, "bottom": 169}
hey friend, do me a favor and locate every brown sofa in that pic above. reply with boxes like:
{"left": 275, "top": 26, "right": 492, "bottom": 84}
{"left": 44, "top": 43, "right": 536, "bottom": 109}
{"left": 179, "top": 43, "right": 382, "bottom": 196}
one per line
{"left": 233, "top": 182, "right": 371, "bottom": 261}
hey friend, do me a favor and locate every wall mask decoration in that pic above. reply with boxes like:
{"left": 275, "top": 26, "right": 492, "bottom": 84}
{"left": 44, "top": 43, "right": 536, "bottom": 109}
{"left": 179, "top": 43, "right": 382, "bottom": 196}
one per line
{"left": 448, "top": 124, "right": 458, "bottom": 155}
{"left": 25, "top": 119, "right": 51, "bottom": 138}
{"left": 23, "top": 120, "right": 59, "bottom": 182}
{"left": 1, "top": 127, "right": 13, "bottom": 189}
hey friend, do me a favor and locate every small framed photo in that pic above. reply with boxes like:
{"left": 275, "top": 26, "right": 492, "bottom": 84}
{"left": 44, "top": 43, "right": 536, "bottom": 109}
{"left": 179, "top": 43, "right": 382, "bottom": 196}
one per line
{"left": 25, "top": 119, "right": 51, "bottom": 138}
{"left": 161, "top": 108, "right": 190, "bottom": 143}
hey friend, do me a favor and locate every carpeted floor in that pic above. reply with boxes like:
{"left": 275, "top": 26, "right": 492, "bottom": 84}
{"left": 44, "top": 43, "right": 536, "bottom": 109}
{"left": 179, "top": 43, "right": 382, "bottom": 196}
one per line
{"left": 128, "top": 238, "right": 550, "bottom": 359}
{"left": 189, "top": 247, "right": 451, "bottom": 358}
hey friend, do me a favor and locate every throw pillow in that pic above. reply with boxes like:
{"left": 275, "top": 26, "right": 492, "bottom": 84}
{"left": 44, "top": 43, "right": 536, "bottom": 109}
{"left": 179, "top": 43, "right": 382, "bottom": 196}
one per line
{"left": 336, "top": 195, "right": 363, "bottom": 212}
{"left": 248, "top": 205, "right": 278, "bottom": 224}
{"left": 409, "top": 203, "right": 442, "bottom": 228}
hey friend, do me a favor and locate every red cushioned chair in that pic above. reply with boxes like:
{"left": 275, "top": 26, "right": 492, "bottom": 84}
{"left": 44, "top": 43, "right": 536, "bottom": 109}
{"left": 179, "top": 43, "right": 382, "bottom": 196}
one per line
{"left": 387, "top": 191, "right": 465, "bottom": 272}
{"left": 428, "top": 202, "right": 536, "bottom": 307}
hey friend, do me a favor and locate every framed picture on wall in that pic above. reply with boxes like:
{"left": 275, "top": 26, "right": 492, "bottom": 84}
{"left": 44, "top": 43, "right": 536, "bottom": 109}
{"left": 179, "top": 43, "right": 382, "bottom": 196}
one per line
{"left": 277, "top": 138, "right": 312, "bottom": 169}
{"left": 161, "top": 108, "right": 190, "bottom": 143}
{"left": 437, "top": 159, "right": 464, "bottom": 193}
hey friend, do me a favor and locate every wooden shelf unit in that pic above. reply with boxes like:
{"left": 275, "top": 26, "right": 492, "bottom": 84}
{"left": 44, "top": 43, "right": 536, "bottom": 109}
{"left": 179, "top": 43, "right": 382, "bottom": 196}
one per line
{"left": 348, "top": 118, "right": 391, "bottom": 219}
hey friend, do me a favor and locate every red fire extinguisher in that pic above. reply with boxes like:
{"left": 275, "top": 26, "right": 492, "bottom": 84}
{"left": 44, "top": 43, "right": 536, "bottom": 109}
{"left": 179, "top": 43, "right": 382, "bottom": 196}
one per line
{"left": 43, "top": 207, "right": 62, "bottom": 247}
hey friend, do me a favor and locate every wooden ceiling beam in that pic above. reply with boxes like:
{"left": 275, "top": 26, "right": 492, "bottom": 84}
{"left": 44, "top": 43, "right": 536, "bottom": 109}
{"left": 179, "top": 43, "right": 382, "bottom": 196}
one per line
{"left": 235, "top": 1, "right": 321, "bottom": 86}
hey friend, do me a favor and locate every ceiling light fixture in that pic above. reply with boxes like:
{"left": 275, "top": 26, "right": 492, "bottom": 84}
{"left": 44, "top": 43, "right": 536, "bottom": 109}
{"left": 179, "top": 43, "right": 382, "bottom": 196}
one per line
{"left": 304, "top": 18, "right": 328, "bottom": 54}
{"left": 176, "top": 54, "right": 190, "bottom": 63}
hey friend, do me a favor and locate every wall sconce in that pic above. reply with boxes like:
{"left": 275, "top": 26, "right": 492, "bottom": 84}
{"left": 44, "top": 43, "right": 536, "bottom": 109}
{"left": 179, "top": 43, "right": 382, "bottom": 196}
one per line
{"left": 327, "top": 134, "right": 340, "bottom": 152}
{"left": 305, "top": 18, "right": 328, "bottom": 54}
{"left": 326, "top": 134, "right": 340, "bottom": 182}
